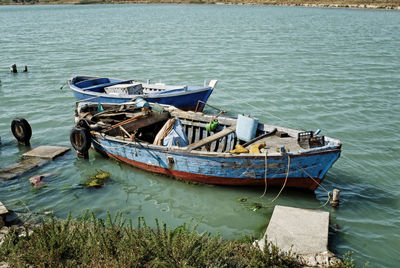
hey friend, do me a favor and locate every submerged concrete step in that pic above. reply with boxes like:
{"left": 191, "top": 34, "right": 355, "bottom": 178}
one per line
{"left": 265, "top": 205, "right": 329, "bottom": 254}
{"left": 0, "top": 146, "right": 70, "bottom": 180}
{"left": 22, "top": 146, "right": 70, "bottom": 160}
{"left": 255, "top": 205, "right": 339, "bottom": 266}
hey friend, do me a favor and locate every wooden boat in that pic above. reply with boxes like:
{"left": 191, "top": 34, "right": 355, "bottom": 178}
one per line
{"left": 68, "top": 75, "right": 217, "bottom": 111}
{"left": 70, "top": 102, "right": 341, "bottom": 191}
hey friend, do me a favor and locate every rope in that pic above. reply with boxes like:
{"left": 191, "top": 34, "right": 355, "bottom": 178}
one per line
{"left": 226, "top": 94, "right": 335, "bottom": 207}
{"left": 318, "top": 192, "right": 332, "bottom": 208}
{"left": 290, "top": 160, "right": 332, "bottom": 208}
{"left": 228, "top": 94, "right": 300, "bottom": 129}
{"left": 260, "top": 151, "right": 268, "bottom": 198}
{"left": 91, "top": 137, "right": 131, "bottom": 150}
{"left": 292, "top": 161, "right": 331, "bottom": 194}
{"left": 269, "top": 154, "right": 291, "bottom": 204}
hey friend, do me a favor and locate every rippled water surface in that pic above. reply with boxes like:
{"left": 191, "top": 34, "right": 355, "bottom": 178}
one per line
{"left": 1, "top": 4, "right": 399, "bottom": 266}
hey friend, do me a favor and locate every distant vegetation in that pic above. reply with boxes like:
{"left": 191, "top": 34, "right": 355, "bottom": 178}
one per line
{"left": 1, "top": 0, "right": 399, "bottom": 8}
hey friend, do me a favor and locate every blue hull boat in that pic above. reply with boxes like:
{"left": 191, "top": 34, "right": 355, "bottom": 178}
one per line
{"left": 68, "top": 75, "right": 217, "bottom": 111}
{"left": 71, "top": 102, "right": 341, "bottom": 191}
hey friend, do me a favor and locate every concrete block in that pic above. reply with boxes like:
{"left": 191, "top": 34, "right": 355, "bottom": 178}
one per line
{"left": 1, "top": 146, "right": 70, "bottom": 180}
{"left": 23, "top": 146, "right": 70, "bottom": 160}
{"left": 259, "top": 205, "right": 329, "bottom": 255}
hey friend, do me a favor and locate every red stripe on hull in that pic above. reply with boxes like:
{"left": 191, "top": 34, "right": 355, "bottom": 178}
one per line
{"left": 108, "top": 152, "right": 322, "bottom": 191}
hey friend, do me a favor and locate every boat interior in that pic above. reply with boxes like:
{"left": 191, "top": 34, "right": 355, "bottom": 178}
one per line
{"left": 76, "top": 103, "right": 326, "bottom": 154}
{"left": 71, "top": 76, "right": 192, "bottom": 95}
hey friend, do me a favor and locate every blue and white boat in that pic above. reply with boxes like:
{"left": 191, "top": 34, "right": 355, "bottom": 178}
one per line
{"left": 71, "top": 102, "right": 341, "bottom": 191}
{"left": 68, "top": 75, "right": 217, "bottom": 111}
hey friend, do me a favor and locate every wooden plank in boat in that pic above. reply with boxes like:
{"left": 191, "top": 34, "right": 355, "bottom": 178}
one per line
{"left": 210, "top": 140, "right": 217, "bottom": 152}
{"left": 186, "top": 125, "right": 236, "bottom": 151}
{"left": 195, "top": 126, "right": 201, "bottom": 143}
{"left": 180, "top": 119, "right": 207, "bottom": 128}
{"left": 217, "top": 136, "right": 227, "bottom": 152}
{"left": 242, "top": 128, "right": 277, "bottom": 148}
{"left": 106, "top": 112, "right": 169, "bottom": 135}
{"left": 171, "top": 110, "right": 236, "bottom": 126}
{"left": 187, "top": 125, "right": 194, "bottom": 144}
{"left": 201, "top": 129, "right": 209, "bottom": 151}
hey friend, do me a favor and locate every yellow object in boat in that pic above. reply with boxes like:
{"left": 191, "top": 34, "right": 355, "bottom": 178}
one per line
{"left": 229, "top": 144, "right": 249, "bottom": 154}
{"left": 249, "top": 142, "right": 266, "bottom": 154}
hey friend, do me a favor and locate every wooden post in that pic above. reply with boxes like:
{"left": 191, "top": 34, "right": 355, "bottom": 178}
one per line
{"left": 330, "top": 189, "right": 340, "bottom": 208}
{"left": 10, "top": 64, "right": 17, "bottom": 73}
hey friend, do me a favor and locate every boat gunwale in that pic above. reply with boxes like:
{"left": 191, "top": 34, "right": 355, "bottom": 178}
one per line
{"left": 92, "top": 132, "right": 341, "bottom": 159}
{"left": 79, "top": 102, "right": 341, "bottom": 158}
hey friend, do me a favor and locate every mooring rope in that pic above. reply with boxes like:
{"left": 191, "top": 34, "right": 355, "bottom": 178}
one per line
{"left": 91, "top": 137, "right": 131, "bottom": 150}
{"left": 291, "top": 160, "right": 332, "bottom": 208}
{"left": 259, "top": 153, "right": 331, "bottom": 208}
{"left": 260, "top": 151, "right": 268, "bottom": 198}
{"left": 292, "top": 161, "right": 331, "bottom": 194}
{"left": 268, "top": 154, "right": 291, "bottom": 204}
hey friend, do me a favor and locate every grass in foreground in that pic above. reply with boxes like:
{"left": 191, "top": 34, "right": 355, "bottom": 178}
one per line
{"left": 0, "top": 212, "right": 350, "bottom": 267}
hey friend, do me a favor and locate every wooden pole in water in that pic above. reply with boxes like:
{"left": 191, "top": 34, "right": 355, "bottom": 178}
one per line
{"left": 10, "top": 64, "right": 17, "bottom": 73}
{"left": 330, "top": 189, "right": 340, "bottom": 208}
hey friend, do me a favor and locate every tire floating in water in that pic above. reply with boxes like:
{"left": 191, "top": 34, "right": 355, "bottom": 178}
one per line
{"left": 11, "top": 118, "right": 32, "bottom": 146}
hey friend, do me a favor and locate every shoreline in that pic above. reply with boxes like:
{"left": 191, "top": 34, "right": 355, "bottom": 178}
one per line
{"left": 1, "top": 0, "right": 400, "bottom": 10}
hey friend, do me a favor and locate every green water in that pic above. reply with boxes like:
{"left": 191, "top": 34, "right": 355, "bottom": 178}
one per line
{"left": 1, "top": 4, "right": 399, "bottom": 266}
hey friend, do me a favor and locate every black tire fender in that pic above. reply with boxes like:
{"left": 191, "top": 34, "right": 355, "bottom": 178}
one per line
{"left": 11, "top": 118, "right": 32, "bottom": 145}
{"left": 70, "top": 127, "right": 91, "bottom": 153}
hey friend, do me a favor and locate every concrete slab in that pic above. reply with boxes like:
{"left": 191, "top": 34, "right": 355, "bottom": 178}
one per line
{"left": 23, "top": 146, "right": 70, "bottom": 160}
{"left": 0, "top": 157, "right": 47, "bottom": 180}
{"left": 0, "top": 146, "right": 70, "bottom": 180}
{"left": 0, "top": 202, "right": 8, "bottom": 216}
{"left": 258, "top": 205, "right": 329, "bottom": 255}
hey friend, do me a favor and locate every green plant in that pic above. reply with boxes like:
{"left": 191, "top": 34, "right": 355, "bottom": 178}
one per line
{"left": 0, "top": 212, "right": 324, "bottom": 267}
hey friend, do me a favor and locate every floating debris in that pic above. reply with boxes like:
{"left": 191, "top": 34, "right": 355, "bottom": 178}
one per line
{"left": 29, "top": 173, "right": 55, "bottom": 188}
{"left": 236, "top": 197, "right": 248, "bottom": 203}
{"left": 249, "top": 202, "right": 264, "bottom": 212}
{"left": 82, "top": 170, "right": 110, "bottom": 188}
{"left": 236, "top": 198, "right": 267, "bottom": 212}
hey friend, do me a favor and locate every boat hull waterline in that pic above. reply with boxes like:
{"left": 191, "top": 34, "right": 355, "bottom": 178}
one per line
{"left": 72, "top": 102, "right": 342, "bottom": 191}
{"left": 92, "top": 136, "right": 340, "bottom": 191}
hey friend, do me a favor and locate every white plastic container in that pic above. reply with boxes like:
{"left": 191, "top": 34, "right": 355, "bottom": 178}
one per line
{"left": 236, "top": 114, "right": 258, "bottom": 142}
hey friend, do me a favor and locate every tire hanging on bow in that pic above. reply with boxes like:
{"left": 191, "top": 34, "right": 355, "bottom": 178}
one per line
{"left": 70, "top": 127, "right": 91, "bottom": 155}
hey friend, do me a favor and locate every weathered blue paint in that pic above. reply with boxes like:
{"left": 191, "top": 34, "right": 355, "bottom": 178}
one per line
{"left": 92, "top": 136, "right": 341, "bottom": 190}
